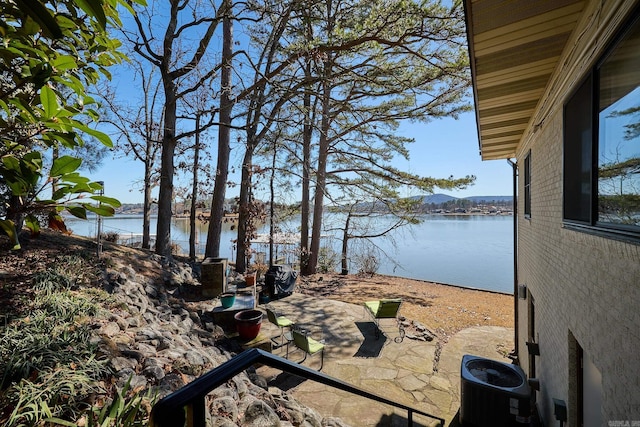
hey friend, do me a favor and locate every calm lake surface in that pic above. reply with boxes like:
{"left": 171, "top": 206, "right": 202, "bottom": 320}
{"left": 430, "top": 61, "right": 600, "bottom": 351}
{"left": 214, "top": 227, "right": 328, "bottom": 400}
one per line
{"left": 66, "top": 214, "right": 514, "bottom": 294}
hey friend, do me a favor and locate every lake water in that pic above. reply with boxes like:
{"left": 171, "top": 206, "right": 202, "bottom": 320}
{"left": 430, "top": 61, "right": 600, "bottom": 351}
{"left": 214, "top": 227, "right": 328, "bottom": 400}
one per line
{"left": 66, "top": 214, "right": 514, "bottom": 294}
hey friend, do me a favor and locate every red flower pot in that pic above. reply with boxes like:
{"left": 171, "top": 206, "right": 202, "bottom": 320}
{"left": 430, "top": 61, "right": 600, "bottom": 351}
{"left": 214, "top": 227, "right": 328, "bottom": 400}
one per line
{"left": 234, "top": 309, "right": 263, "bottom": 340}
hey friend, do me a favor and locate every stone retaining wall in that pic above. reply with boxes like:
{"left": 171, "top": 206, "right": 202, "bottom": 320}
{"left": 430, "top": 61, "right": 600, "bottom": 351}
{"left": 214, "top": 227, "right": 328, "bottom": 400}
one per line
{"left": 96, "top": 252, "right": 349, "bottom": 427}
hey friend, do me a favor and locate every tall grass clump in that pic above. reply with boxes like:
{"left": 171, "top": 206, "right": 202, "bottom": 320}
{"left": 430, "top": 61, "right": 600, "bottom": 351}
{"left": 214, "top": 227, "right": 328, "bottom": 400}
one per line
{"left": 0, "top": 289, "right": 109, "bottom": 425}
{"left": 0, "top": 257, "right": 156, "bottom": 426}
{"left": 32, "top": 255, "right": 98, "bottom": 293}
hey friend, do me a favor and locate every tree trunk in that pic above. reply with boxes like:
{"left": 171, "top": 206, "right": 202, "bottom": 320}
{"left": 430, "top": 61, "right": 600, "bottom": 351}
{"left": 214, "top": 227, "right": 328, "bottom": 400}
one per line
{"left": 155, "top": 87, "right": 177, "bottom": 257}
{"left": 6, "top": 195, "right": 24, "bottom": 233}
{"left": 142, "top": 153, "right": 152, "bottom": 250}
{"left": 154, "top": 0, "right": 182, "bottom": 258}
{"left": 300, "top": 62, "right": 312, "bottom": 274}
{"left": 51, "top": 145, "right": 59, "bottom": 197}
{"left": 341, "top": 211, "right": 351, "bottom": 275}
{"left": 269, "top": 138, "right": 277, "bottom": 267}
{"left": 205, "top": 0, "right": 233, "bottom": 258}
{"left": 235, "top": 138, "right": 254, "bottom": 273}
{"left": 189, "top": 114, "right": 201, "bottom": 261}
{"left": 306, "top": 73, "right": 331, "bottom": 275}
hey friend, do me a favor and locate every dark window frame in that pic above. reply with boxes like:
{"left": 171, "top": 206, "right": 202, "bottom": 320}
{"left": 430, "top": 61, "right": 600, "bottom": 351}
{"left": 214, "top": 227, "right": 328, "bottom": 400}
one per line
{"left": 524, "top": 150, "right": 531, "bottom": 218}
{"left": 563, "top": 74, "right": 594, "bottom": 225}
{"left": 562, "top": 6, "right": 640, "bottom": 243}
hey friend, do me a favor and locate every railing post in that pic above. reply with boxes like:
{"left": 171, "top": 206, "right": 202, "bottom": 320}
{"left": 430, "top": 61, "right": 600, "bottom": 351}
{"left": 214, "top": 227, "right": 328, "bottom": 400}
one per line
{"left": 407, "top": 409, "right": 413, "bottom": 426}
{"left": 185, "top": 397, "right": 206, "bottom": 427}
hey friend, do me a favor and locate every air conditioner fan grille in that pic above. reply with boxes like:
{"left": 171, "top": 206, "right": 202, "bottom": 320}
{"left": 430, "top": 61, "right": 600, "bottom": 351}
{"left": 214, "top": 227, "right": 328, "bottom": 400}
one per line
{"left": 466, "top": 359, "right": 523, "bottom": 388}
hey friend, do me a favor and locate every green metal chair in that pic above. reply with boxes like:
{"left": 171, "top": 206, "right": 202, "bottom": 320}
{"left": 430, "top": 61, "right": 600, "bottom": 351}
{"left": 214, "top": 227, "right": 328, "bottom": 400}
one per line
{"left": 265, "top": 306, "right": 293, "bottom": 348}
{"left": 363, "top": 298, "right": 405, "bottom": 342}
{"left": 290, "top": 326, "right": 325, "bottom": 371}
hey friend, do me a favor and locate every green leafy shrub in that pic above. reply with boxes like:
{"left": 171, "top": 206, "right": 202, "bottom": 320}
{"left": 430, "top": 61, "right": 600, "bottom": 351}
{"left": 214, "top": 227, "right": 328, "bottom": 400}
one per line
{"left": 82, "top": 379, "right": 157, "bottom": 427}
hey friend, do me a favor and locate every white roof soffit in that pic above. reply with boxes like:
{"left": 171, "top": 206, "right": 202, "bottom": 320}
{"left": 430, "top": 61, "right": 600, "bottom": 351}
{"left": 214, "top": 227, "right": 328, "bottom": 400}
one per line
{"left": 464, "top": 0, "right": 585, "bottom": 160}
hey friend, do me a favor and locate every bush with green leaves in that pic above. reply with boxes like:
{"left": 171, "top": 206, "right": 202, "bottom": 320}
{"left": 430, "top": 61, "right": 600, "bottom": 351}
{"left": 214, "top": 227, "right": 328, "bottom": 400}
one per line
{"left": 81, "top": 379, "right": 157, "bottom": 427}
{"left": 0, "top": 0, "right": 147, "bottom": 249}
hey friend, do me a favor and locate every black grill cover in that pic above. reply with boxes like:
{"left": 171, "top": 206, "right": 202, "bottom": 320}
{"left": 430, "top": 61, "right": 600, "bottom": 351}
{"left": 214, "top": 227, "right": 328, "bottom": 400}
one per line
{"left": 265, "top": 265, "right": 297, "bottom": 299}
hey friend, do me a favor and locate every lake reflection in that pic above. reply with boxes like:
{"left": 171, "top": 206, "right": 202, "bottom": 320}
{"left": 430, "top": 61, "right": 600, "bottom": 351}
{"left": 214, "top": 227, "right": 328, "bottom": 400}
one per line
{"left": 375, "top": 215, "right": 513, "bottom": 293}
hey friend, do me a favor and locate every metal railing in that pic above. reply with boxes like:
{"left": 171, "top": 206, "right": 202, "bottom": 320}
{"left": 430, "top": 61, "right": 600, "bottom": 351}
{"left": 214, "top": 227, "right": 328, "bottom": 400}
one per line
{"left": 150, "top": 348, "right": 444, "bottom": 427}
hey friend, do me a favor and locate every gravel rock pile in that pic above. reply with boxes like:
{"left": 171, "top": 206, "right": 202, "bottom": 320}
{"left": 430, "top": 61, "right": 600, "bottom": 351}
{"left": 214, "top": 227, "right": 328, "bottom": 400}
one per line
{"left": 96, "top": 253, "right": 350, "bottom": 427}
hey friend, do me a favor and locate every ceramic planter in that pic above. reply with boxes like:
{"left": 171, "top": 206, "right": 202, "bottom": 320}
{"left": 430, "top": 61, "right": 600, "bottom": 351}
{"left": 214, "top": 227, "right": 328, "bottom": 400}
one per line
{"left": 234, "top": 309, "right": 263, "bottom": 340}
{"left": 245, "top": 273, "right": 256, "bottom": 287}
{"left": 219, "top": 292, "right": 236, "bottom": 308}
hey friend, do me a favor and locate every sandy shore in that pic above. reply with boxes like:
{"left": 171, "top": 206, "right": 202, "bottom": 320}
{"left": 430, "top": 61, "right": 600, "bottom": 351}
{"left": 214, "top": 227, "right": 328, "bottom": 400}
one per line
{"left": 297, "top": 273, "right": 514, "bottom": 343}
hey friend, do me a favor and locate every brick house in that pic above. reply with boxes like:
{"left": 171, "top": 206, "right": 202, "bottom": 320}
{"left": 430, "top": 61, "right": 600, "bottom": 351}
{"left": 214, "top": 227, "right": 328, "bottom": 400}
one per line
{"left": 464, "top": 1, "right": 640, "bottom": 426}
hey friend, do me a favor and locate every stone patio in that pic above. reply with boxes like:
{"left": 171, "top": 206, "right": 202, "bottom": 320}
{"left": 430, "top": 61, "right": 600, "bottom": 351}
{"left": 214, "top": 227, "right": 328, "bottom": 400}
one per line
{"left": 254, "top": 293, "right": 514, "bottom": 426}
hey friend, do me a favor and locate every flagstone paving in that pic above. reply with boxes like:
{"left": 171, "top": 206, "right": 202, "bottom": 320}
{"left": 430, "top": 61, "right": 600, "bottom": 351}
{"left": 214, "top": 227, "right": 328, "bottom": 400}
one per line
{"left": 256, "top": 293, "right": 514, "bottom": 426}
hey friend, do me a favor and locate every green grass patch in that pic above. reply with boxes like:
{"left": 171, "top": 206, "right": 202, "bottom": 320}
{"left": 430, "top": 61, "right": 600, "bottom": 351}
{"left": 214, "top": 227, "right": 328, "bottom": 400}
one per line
{"left": 0, "top": 256, "right": 156, "bottom": 426}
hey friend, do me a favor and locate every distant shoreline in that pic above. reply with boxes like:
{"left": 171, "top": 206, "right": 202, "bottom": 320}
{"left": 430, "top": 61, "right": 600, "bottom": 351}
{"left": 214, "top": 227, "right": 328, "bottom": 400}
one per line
{"left": 67, "top": 211, "right": 513, "bottom": 218}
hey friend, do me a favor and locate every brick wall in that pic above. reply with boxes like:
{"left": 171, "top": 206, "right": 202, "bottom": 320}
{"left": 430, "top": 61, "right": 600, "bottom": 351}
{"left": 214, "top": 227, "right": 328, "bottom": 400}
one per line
{"left": 514, "top": 1, "right": 640, "bottom": 425}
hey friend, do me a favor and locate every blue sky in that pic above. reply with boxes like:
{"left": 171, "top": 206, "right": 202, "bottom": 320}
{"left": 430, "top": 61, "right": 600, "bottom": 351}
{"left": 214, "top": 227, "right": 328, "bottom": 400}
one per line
{"left": 395, "top": 113, "right": 513, "bottom": 198}
{"left": 85, "top": 110, "right": 513, "bottom": 205}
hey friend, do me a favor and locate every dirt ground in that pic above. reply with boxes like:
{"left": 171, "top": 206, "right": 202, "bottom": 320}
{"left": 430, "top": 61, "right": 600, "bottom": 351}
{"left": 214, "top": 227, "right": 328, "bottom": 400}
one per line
{"left": 297, "top": 272, "right": 514, "bottom": 342}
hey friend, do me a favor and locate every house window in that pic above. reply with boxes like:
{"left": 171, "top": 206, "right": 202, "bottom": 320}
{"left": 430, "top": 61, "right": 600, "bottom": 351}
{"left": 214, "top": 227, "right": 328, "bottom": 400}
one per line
{"left": 563, "top": 9, "right": 640, "bottom": 237}
{"left": 524, "top": 151, "right": 531, "bottom": 218}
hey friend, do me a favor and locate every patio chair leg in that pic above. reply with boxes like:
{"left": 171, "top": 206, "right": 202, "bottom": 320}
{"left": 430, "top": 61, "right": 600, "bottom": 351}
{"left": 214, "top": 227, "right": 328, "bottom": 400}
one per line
{"left": 295, "top": 350, "right": 308, "bottom": 365}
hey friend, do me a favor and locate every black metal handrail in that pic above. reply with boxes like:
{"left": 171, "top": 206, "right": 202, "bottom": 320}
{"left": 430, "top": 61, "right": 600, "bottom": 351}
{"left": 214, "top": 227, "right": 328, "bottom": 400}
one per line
{"left": 150, "top": 348, "right": 444, "bottom": 427}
